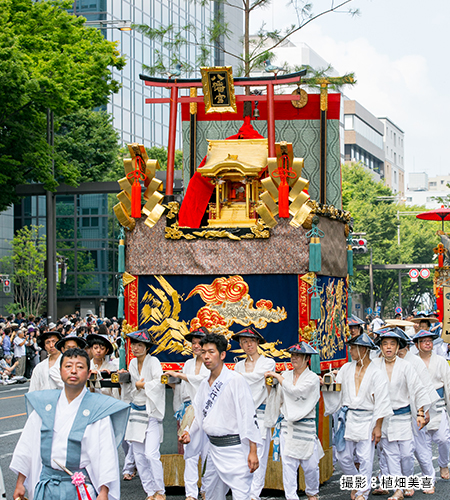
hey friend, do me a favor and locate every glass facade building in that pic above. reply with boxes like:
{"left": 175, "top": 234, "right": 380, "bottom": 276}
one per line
{"left": 72, "top": 0, "right": 243, "bottom": 148}
{"left": 14, "top": 192, "right": 122, "bottom": 316}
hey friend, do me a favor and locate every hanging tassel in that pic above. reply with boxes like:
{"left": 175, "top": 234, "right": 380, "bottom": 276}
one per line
{"left": 118, "top": 227, "right": 125, "bottom": 273}
{"left": 310, "top": 351, "right": 321, "bottom": 374}
{"left": 347, "top": 293, "right": 352, "bottom": 319}
{"left": 310, "top": 330, "right": 321, "bottom": 374}
{"left": 308, "top": 277, "right": 322, "bottom": 320}
{"left": 272, "top": 153, "right": 297, "bottom": 218}
{"left": 347, "top": 277, "right": 353, "bottom": 319}
{"left": 309, "top": 237, "right": 321, "bottom": 273}
{"left": 306, "top": 216, "right": 324, "bottom": 273}
{"left": 127, "top": 155, "right": 147, "bottom": 219}
{"left": 131, "top": 179, "right": 142, "bottom": 218}
{"left": 347, "top": 234, "right": 353, "bottom": 276}
{"left": 119, "top": 332, "right": 127, "bottom": 370}
{"left": 310, "top": 293, "right": 321, "bottom": 319}
{"left": 278, "top": 181, "right": 290, "bottom": 218}
{"left": 117, "top": 280, "right": 124, "bottom": 319}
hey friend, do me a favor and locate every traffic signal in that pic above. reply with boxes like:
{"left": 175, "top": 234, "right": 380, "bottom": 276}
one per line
{"left": 352, "top": 238, "right": 368, "bottom": 254}
{"left": 3, "top": 278, "right": 11, "bottom": 293}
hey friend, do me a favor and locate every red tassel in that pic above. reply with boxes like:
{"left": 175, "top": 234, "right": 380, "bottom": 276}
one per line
{"left": 278, "top": 181, "right": 289, "bottom": 218}
{"left": 131, "top": 179, "right": 142, "bottom": 218}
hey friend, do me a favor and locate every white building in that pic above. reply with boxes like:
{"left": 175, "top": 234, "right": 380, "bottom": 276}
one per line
{"left": 378, "top": 117, "right": 405, "bottom": 196}
{"left": 405, "top": 172, "right": 449, "bottom": 208}
{"left": 428, "top": 175, "right": 450, "bottom": 191}
{"left": 343, "top": 99, "right": 385, "bottom": 183}
{"left": 408, "top": 172, "right": 428, "bottom": 191}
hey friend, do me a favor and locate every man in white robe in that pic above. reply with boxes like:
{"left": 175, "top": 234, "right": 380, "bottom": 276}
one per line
{"left": 167, "top": 327, "right": 210, "bottom": 500}
{"left": 10, "top": 347, "right": 129, "bottom": 500}
{"left": 396, "top": 329, "right": 440, "bottom": 491}
{"left": 322, "top": 333, "right": 392, "bottom": 500}
{"left": 28, "top": 331, "right": 63, "bottom": 393}
{"left": 120, "top": 329, "right": 166, "bottom": 500}
{"left": 372, "top": 330, "right": 430, "bottom": 499}
{"left": 265, "top": 342, "right": 323, "bottom": 500}
{"left": 180, "top": 333, "right": 262, "bottom": 500}
{"left": 413, "top": 329, "right": 450, "bottom": 486}
{"left": 87, "top": 333, "right": 118, "bottom": 397}
{"left": 232, "top": 326, "right": 275, "bottom": 500}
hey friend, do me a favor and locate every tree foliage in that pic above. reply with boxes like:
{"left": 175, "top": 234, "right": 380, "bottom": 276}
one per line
{"left": 0, "top": 225, "right": 46, "bottom": 316}
{"left": 0, "top": 0, "right": 126, "bottom": 211}
{"left": 135, "top": 0, "right": 357, "bottom": 77}
{"left": 343, "top": 163, "right": 439, "bottom": 316}
{"left": 54, "top": 109, "right": 123, "bottom": 183}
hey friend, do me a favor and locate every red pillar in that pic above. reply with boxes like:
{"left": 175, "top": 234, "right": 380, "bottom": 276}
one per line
{"left": 266, "top": 83, "right": 275, "bottom": 157}
{"left": 166, "top": 85, "right": 178, "bottom": 197}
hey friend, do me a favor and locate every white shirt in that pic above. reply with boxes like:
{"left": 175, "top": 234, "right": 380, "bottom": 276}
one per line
{"left": 372, "top": 356, "right": 431, "bottom": 441}
{"left": 29, "top": 355, "right": 63, "bottom": 392}
{"left": 234, "top": 355, "right": 275, "bottom": 410}
{"left": 323, "top": 360, "right": 393, "bottom": 441}
{"left": 14, "top": 336, "right": 26, "bottom": 358}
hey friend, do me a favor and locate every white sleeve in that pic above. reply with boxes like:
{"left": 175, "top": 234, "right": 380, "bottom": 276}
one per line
{"left": 10, "top": 411, "right": 43, "bottom": 500}
{"left": 143, "top": 357, "right": 166, "bottom": 420}
{"left": 83, "top": 416, "right": 120, "bottom": 500}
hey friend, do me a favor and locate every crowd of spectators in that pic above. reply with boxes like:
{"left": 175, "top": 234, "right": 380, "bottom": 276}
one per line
{"left": 0, "top": 310, "right": 123, "bottom": 384}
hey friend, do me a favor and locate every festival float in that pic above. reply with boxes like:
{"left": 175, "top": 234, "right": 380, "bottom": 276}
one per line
{"left": 112, "top": 66, "right": 353, "bottom": 490}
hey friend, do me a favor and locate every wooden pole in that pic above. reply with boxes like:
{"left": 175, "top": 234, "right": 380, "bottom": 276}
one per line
{"left": 267, "top": 83, "right": 275, "bottom": 157}
{"left": 166, "top": 86, "right": 178, "bottom": 199}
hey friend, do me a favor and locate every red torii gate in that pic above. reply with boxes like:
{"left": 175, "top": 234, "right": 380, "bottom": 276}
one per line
{"left": 139, "top": 70, "right": 306, "bottom": 198}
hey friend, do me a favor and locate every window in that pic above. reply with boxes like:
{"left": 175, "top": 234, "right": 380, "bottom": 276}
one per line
{"left": 344, "top": 115, "right": 354, "bottom": 130}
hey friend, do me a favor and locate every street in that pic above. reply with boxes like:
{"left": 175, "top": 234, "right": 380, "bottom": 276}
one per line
{"left": 1, "top": 382, "right": 450, "bottom": 500}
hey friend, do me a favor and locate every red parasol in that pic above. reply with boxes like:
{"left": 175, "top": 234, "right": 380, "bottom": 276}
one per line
{"left": 416, "top": 205, "right": 450, "bottom": 231}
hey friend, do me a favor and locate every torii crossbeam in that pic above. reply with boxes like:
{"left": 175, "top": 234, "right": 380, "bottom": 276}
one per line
{"left": 139, "top": 70, "right": 307, "bottom": 198}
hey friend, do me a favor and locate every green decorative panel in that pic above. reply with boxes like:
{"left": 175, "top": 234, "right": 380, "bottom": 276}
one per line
{"left": 182, "top": 118, "right": 342, "bottom": 208}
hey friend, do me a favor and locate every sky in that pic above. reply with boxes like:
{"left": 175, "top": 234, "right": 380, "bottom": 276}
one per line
{"left": 250, "top": 0, "right": 450, "bottom": 183}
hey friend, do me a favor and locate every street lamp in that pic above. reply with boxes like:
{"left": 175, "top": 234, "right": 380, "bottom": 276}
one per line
{"left": 84, "top": 20, "right": 132, "bottom": 31}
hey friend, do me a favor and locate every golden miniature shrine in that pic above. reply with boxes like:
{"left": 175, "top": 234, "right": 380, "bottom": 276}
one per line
{"left": 198, "top": 138, "right": 268, "bottom": 227}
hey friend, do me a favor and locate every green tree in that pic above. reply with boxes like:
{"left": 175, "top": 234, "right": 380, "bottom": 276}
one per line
{"left": 432, "top": 183, "right": 450, "bottom": 207}
{"left": 343, "top": 163, "right": 438, "bottom": 316}
{"left": 0, "top": 0, "right": 126, "bottom": 211}
{"left": 135, "top": 0, "right": 357, "bottom": 77}
{"left": 103, "top": 146, "right": 184, "bottom": 182}
{"left": 55, "top": 109, "right": 123, "bottom": 183}
{"left": 0, "top": 225, "right": 47, "bottom": 316}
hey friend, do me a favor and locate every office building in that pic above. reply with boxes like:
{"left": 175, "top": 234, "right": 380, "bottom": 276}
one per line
{"left": 378, "top": 117, "right": 405, "bottom": 196}
{"left": 343, "top": 100, "right": 385, "bottom": 182}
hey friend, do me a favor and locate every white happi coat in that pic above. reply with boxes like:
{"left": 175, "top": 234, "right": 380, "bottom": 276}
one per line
{"left": 418, "top": 352, "right": 450, "bottom": 430}
{"left": 323, "top": 360, "right": 393, "bottom": 441}
{"left": 186, "top": 365, "right": 262, "bottom": 458}
{"left": 235, "top": 355, "right": 275, "bottom": 431}
{"left": 121, "top": 355, "right": 165, "bottom": 442}
{"left": 372, "top": 357, "right": 431, "bottom": 441}
{"left": 10, "top": 387, "right": 120, "bottom": 500}
{"left": 173, "top": 357, "right": 209, "bottom": 411}
{"left": 28, "top": 355, "right": 63, "bottom": 393}
{"left": 280, "top": 368, "right": 324, "bottom": 460}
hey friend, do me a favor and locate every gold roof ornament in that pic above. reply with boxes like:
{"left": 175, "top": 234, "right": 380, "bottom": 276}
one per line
{"left": 199, "top": 139, "right": 268, "bottom": 178}
{"left": 113, "top": 143, "right": 165, "bottom": 230}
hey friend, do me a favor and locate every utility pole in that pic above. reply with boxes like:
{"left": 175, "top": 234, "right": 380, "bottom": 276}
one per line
{"left": 46, "top": 109, "right": 56, "bottom": 322}
{"left": 369, "top": 247, "right": 374, "bottom": 311}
